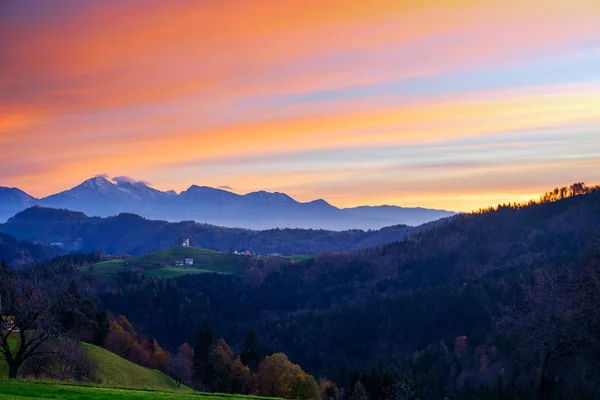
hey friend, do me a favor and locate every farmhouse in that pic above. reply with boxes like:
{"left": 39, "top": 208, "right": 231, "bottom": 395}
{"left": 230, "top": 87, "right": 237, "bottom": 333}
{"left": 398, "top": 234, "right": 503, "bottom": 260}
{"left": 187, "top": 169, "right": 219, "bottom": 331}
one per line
{"left": 185, "top": 258, "right": 194, "bottom": 266}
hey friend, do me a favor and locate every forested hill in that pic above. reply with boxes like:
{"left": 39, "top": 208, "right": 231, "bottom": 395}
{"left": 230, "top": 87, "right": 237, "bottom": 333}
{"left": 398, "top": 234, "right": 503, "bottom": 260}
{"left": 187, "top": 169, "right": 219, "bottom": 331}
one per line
{"left": 97, "top": 185, "right": 600, "bottom": 396}
{"left": 0, "top": 207, "right": 434, "bottom": 255}
{"left": 371, "top": 183, "right": 600, "bottom": 288}
{"left": 0, "top": 232, "right": 57, "bottom": 267}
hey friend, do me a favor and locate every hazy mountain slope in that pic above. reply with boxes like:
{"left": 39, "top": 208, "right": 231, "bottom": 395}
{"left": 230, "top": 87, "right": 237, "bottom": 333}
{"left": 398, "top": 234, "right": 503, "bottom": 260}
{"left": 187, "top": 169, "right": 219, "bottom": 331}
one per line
{"left": 0, "top": 187, "right": 38, "bottom": 222}
{"left": 0, "top": 207, "right": 425, "bottom": 255}
{"left": 344, "top": 205, "right": 455, "bottom": 227}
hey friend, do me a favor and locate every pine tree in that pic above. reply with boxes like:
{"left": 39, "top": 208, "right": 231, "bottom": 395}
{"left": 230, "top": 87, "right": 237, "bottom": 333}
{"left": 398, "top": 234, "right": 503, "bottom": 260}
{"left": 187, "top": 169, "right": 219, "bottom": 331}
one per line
{"left": 92, "top": 309, "right": 110, "bottom": 346}
{"left": 194, "top": 322, "right": 215, "bottom": 390}
{"left": 240, "top": 330, "right": 261, "bottom": 371}
{"left": 59, "top": 280, "right": 82, "bottom": 330}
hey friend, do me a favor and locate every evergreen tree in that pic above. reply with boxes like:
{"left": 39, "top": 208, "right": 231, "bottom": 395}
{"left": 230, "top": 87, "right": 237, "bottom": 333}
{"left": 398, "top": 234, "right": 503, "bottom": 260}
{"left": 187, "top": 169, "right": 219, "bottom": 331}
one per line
{"left": 239, "top": 330, "right": 261, "bottom": 371}
{"left": 194, "top": 322, "right": 215, "bottom": 390}
{"left": 67, "top": 279, "right": 81, "bottom": 301}
{"left": 92, "top": 309, "right": 110, "bottom": 346}
{"left": 59, "top": 280, "right": 82, "bottom": 330}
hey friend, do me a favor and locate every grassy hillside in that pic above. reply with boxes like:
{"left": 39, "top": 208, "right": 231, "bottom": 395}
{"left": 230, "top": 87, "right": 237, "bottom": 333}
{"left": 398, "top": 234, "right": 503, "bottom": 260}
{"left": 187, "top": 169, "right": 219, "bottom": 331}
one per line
{"left": 89, "top": 247, "right": 245, "bottom": 278}
{"left": 0, "top": 343, "right": 187, "bottom": 392}
{"left": 136, "top": 247, "right": 243, "bottom": 273}
{"left": 0, "top": 380, "right": 271, "bottom": 400}
{"left": 83, "top": 343, "right": 189, "bottom": 391}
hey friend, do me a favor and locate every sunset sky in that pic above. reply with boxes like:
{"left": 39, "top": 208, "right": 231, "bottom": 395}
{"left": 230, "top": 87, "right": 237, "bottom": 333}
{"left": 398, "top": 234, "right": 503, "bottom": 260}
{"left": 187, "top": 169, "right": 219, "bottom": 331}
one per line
{"left": 1, "top": 0, "right": 599, "bottom": 212}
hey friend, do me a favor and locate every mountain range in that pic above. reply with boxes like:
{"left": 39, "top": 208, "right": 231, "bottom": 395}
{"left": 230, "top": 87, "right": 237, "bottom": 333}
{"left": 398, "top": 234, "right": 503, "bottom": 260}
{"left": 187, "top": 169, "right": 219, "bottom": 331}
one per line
{"left": 0, "top": 176, "right": 454, "bottom": 230}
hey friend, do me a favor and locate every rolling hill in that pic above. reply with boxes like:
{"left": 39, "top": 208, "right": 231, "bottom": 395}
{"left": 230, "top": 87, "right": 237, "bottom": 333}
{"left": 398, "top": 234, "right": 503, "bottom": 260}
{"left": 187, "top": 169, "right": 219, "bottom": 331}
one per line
{"left": 83, "top": 343, "right": 190, "bottom": 391}
{"left": 0, "top": 207, "right": 425, "bottom": 256}
{"left": 0, "top": 342, "right": 187, "bottom": 392}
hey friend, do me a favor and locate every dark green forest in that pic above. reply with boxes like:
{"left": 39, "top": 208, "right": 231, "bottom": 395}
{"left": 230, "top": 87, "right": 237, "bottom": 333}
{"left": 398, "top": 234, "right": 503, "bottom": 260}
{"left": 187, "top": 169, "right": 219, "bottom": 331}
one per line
{"left": 93, "top": 185, "right": 600, "bottom": 398}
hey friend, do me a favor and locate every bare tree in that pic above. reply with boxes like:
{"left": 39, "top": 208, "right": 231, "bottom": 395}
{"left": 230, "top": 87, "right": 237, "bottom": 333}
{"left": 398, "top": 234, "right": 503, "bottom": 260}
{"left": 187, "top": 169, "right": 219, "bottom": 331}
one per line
{"left": 495, "top": 264, "right": 598, "bottom": 395}
{"left": 0, "top": 260, "right": 82, "bottom": 379}
{"left": 172, "top": 343, "right": 194, "bottom": 387}
{"left": 22, "top": 340, "right": 98, "bottom": 382}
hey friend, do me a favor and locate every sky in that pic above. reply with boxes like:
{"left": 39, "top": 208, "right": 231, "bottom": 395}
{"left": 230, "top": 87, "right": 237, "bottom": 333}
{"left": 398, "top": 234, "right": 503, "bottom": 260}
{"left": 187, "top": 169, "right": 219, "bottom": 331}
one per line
{"left": 1, "top": 0, "right": 599, "bottom": 212}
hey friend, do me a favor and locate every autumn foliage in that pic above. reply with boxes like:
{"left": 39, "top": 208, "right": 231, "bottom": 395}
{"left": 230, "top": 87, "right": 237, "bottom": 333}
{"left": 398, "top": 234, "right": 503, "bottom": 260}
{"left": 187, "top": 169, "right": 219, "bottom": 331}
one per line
{"left": 105, "top": 315, "right": 171, "bottom": 374}
{"left": 257, "top": 353, "right": 318, "bottom": 399}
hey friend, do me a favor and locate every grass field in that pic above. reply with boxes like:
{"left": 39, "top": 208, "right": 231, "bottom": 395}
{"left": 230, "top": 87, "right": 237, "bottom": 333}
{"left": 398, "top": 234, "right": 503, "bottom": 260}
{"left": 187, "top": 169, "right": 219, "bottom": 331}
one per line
{"left": 0, "top": 380, "right": 274, "bottom": 400}
{"left": 88, "top": 247, "right": 246, "bottom": 278}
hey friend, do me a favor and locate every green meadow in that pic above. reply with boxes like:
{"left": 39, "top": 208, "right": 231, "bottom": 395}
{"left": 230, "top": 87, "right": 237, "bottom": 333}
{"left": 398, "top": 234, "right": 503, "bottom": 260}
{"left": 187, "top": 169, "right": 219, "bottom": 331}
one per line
{"left": 0, "top": 380, "right": 272, "bottom": 400}
{"left": 87, "top": 247, "right": 246, "bottom": 278}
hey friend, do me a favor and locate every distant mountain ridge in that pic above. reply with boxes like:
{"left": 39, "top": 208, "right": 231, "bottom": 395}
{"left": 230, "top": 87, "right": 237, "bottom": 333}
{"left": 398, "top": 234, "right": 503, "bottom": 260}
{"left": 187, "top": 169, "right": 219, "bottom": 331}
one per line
{"left": 0, "top": 176, "right": 455, "bottom": 230}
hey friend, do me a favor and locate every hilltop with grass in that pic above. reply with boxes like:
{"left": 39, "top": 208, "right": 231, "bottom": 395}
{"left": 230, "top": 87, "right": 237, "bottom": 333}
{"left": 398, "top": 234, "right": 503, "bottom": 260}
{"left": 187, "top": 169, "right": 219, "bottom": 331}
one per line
{"left": 0, "top": 342, "right": 188, "bottom": 392}
{"left": 0, "top": 343, "right": 192, "bottom": 392}
{"left": 87, "top": 247, "right": 247, "bottom": 278}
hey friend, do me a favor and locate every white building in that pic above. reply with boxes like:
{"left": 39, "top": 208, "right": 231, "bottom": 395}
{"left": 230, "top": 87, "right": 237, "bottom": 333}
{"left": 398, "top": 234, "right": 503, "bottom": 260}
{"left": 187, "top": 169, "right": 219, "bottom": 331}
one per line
{"left": 185, "top": 258, "right": 194, "bottom": 266}
{"left": 182, "top": 238, "right": 190, "bottom": 247}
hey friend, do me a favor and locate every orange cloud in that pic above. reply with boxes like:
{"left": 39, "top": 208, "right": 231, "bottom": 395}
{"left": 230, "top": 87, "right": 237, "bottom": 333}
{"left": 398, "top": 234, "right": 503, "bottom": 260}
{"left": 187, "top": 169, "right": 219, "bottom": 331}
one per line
{"left": 3, "top": 82, "right": 599, "bottom": 197}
